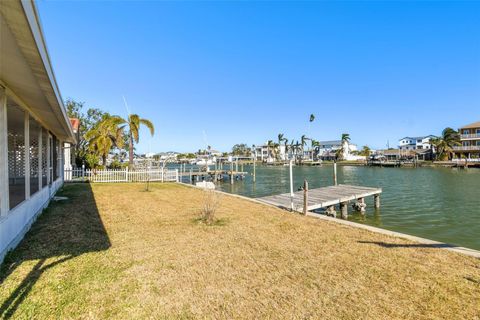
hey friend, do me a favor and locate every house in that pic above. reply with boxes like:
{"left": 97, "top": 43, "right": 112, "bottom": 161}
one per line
{"left": 0, "top": 1, "right": 76, "bottom": 262}
{"left": 254, "top": 143, "right": 287, "bottom": 162}
{"left": 376, "top": 148, "right": 434, "bottom": 161}
{"left": 398, "top": 135, "right": 436, "bottom": 151}
{"left": 316, "top": 140, "right": 359, "bottom": 161}
{"left": 453, "top": 121, "right": 480, "bottom": 160}
{"left": 64, "top": 118, "right": 80, "bottom": 179}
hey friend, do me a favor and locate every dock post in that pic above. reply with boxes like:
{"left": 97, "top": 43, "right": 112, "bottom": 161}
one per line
{"left": 374, "top": 194, "right": 380, "bottom": 208}
{"left": 289, "top": 160, "right": 294, "bottom": 211}
{"left": 253, "top": 158, "right": 256, "bottom": 182}
{"left": 340, "top": 202, "right": 348, "bottom": 219}
{"left": 190, "top": 169, "right": 192, "bottom": 184}
{"left": 236, "top": 158, "right": 239, "bottom": 172}
{"left": 231, "top": 161, "right": 234, "bottom": 184}
{"left": 359, "top": 198, "right": 366, "bottom": 214}
{"left": 333, "top": 161, "right": 337, "bottom": 186}
{"left": 303, "top": 180, "right": 308, "bottom": 215}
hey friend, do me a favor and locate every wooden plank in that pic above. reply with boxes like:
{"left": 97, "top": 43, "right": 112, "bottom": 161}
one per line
{"left": 257, "top": 184, "right": 382, "bottom": 211}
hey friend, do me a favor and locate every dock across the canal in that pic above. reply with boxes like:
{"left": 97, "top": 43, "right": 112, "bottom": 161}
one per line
{"left": 180, "top": 170, "right": 248, "bottom": 184}
{"left": 257, "top": 184, "right": 382, "bottom": 219}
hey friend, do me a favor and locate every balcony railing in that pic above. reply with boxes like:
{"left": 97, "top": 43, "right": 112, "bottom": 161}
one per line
{"left": 453, "top": 146, "right": 480, "bottom": 151}
{"left": 461, "top": 133, "right": 480, "bottom": 139}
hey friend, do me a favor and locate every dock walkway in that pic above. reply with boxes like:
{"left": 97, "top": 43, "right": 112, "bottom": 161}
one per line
{"left": 257, "top": 184, "right": 382, "bottom": 218}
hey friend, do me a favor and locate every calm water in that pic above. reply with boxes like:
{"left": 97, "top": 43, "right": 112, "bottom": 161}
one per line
{"left": 185, "top": 165, "right": 480, "bottom": 250}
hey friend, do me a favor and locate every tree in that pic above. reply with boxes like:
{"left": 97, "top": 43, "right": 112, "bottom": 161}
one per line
{"left": 359, "top": 145, "right": 371, "bottom": 157}
{"left": 299, "top": 135, "right": 310, "bottom": 162}
{"left": 277, "top": 133, "right": 287, "bottom": 160}
{"left": 85, "top": 114, "right": 125, "bottom": 166}
{"left": 336, "top": 133, "right": 351, "bottom": 161}
{"left": 310, "top": 139, "right": 320, "bottom": 160}
{"left": 122, "top": 114, "right": 155, "bottom": 168}
{"left": 266, "top": 140, "right": 279, "bottom": 161}
{"left": 430, "top": 128, "right": 460, "bottom": 160}
{"left": 65, "top": 99, "right": 106, "bottom": 168}
{"left": 232, "top": 143, "right": 251, "bottom": 156}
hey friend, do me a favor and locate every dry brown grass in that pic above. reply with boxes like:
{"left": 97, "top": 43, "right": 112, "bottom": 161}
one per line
{"left": 1, "top": 183, "right": 479, "bottom": 319}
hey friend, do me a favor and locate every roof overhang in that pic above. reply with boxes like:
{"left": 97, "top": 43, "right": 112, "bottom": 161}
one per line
{"left": 0, "top": 0, "right": 75, "bottom": 143}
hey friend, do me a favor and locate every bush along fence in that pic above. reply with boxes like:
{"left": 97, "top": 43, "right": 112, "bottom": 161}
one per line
{"left": 64, "top": 168, "right": 179, "bottom": 183}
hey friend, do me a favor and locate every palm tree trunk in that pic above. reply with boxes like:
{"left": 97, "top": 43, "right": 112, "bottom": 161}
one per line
{"left": 129, "top": 134, "right": 134, "bottom": 169}
{"left": 102, "top": 154, "right": 107, "bottom": 167}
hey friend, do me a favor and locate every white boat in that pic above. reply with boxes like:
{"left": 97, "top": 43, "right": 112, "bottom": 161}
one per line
{"left": 195, "top": 159, "right": 215, "bottom": 166}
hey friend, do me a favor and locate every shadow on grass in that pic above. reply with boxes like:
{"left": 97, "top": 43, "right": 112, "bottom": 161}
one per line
{"left": 0, "top": 183, "right": 110, "bottom": 319}
{"left": 358, "top": 240, "right": 455, "bottom": 249}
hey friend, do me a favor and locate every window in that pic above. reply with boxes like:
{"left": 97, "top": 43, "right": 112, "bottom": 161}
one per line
{"left": 41, "top": 128, "right": 48, "bottom": 187}
{"left": 55, "top": 137, "right": 61, "bottom": 180}
{"left": 29, "top": 116, "right": 41, "bottom": 196}
{"left": 477, "top": 129, "right": 480, "bottom": 135}
{"left": 463, "top": 130, "right": 469, "bottom": 135}
{"left": 49, "top": 135, "right": 54, "bottom": 184}
{"left": 7, "top": 103, "right": 25, "bottom": 209}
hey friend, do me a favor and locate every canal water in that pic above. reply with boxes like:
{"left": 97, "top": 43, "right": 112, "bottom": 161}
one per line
{"left": 206, "top": 164, "right": 480, "bottom": 250}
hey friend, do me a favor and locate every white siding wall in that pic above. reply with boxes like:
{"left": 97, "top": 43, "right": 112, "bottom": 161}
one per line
{"left": 0, "top": 87, "right": 64, "bottom": 263}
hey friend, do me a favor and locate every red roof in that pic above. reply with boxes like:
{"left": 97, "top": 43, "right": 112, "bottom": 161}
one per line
{"left": 69, "top": 118, "right": 80, "bottom": 133}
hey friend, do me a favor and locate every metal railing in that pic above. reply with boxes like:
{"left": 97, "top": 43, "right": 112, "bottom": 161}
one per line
{"left": 452, "top": 158, "right": 480, "bottom": 163}
{"left": 64, "top": 168, "right": 179, "bottom": 183}
{"left": 460, "top": 133, "right": 480, "bottom": 139}
{"left": 453, "top": 146, "right": 480, "bottom": 151}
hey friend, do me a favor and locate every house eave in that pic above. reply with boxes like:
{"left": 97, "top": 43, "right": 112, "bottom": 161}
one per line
{"left": 0, "top": 0, "right": 75, "bottom": 143}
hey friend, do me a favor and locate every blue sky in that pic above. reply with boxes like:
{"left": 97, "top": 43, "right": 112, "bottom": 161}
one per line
{"left": 38, "top": 1, "right": 480, "bottom": 153}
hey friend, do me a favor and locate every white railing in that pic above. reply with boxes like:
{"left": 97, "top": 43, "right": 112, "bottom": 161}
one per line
{"left": 452, "top": 158, "right": 480, "bottom": 163}
{"left": 460, "top": 133, "right": 480, "bottom": 139}
{"left": 64, "top": 168, "right": 179, "bottom": 183}
{"left": 453, "top": 146, "right": 480, "bottom": 151}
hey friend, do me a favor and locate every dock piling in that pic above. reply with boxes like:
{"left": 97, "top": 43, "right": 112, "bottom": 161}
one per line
{"left": 333, "top": 161, "right": 337, "bottom": 186}
{"left": 340, "top": 202, "right": 348, "bottom": 219}
{"left": 303, "top": 180, "right": 308, "bottom": 215}
{"left": 289, "top": 160, "right": 294, "bottom": 211}
{"left": 374, "top": 194, "right": 380, "bottom": 209}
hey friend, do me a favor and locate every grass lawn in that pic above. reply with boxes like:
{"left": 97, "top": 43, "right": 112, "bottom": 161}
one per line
{"left": 1, "top": 183, "right": 479, "bottom": 319}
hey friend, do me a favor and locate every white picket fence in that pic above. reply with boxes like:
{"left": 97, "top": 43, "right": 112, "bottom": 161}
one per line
{"left": 64, "top": 168, "right": 179, "bottom": 183}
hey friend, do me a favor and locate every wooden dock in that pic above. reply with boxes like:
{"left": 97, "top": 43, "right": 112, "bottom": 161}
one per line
{"left": 257, "top": 184, "right": 382, "bottom": 219}
{"left": 179, "top": 170, "right": 248, "bottom": 184}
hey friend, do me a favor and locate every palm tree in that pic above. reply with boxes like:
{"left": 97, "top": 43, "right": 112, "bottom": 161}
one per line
{"left": 86, "top": 114, "right": 125, "bottom": 166}
{"left": 267, "top": 140, "right": 279, "bottom": 161}
{"left": 122, "top": 114, "right": 155, "bottom": 168}
{"left": 277, "top": 133, "right": 287, "bottom": 160}
{"left": 311, "top": 139, "right": 320, "bottom": 160}
{"left": 336, "top": 133, "right": 351, "bottom": 161}
{"left": 300, "top": 135, "right": 310, "bottom": 162}
{"left": 360, "top": 145, "right": 371, "bottom": 157}
{"left": 431, "top": 128, "right": 460, "bottom": 160}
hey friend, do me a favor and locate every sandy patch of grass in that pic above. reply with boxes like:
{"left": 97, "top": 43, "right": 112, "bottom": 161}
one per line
{"left": 1, "top": 183, "right": 479, "bottom": 319}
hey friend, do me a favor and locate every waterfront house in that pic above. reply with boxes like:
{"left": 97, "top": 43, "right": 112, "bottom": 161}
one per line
{"left": 316, "top": 140, "right": 359, "bottom": 161}
{"left": 0, "top": 0, "right": 76, "bottom": 262}
{"left": 398, "top": 135, "right": 436, "bottom": 151}
{"left": 453, "top": 121, "right": 480, "bottom": 160}
{"left": 254, "top": 143, "right": 287, "bottom": 162}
